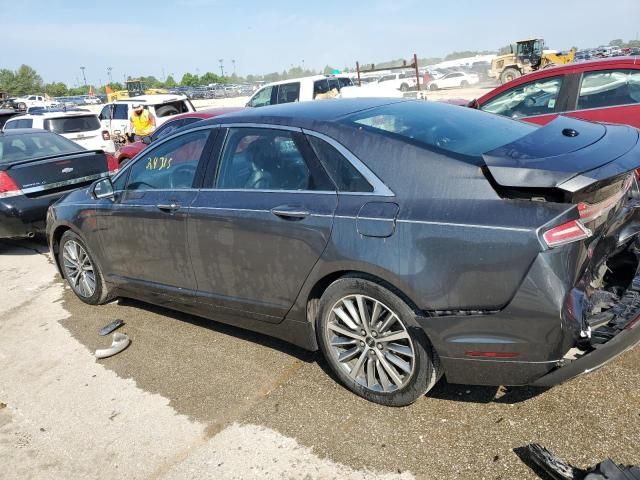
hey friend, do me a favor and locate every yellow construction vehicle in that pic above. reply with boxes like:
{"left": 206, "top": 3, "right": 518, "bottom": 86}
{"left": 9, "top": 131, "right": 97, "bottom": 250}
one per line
{"left": 489, "top": 38, "right": 576, "bottom": 84}
{"left": 106, "top": 79, "right": 168, "bottom": 102}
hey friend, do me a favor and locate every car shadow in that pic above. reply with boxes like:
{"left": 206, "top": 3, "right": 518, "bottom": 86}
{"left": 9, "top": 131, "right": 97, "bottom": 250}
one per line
{"left": 114, "top": 297, "right": 317, "bottom": 364}
{"left": 0, "top": 237, "right": 49, "bottom": 256}
{"left": 112, "top": 297, "right": 551, "bottom": 405}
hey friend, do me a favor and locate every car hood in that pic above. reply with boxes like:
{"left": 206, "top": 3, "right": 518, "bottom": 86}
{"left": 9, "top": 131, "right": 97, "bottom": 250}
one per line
{"left": 483, "top": 116, "right": 640, "bottom": 192}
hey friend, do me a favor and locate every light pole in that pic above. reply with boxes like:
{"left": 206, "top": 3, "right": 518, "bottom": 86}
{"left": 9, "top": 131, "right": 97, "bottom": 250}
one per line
{"left": 232, "top": 59, "right": 236, "bottom": 76}
{"left": 302, "top": 59, "right": 305, "bottom": 71}
{"left": 218, "top": 59, "right": 224, "bottom": 77}
{"left": 107, "top": 67, "right": 113, "bottom": 85}
{"left": 80, "top": 66, "right": 87, "bottom": 86}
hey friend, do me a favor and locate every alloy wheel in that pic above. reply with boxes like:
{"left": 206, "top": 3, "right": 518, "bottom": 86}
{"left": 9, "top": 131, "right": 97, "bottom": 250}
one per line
{"left": 326, "top": 294, "right": 415, "bottom": 392}
{"left": 62, "top": 240, "right": 96, "bottom": 298}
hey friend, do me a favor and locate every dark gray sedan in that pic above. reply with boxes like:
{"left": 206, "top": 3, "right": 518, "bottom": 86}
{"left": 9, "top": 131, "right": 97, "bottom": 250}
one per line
{"left": 47, "top": 99, "right": 640, "bottom": 406}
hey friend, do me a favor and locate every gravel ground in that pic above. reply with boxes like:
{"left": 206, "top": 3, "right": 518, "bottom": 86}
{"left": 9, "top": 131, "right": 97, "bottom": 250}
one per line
{"left": 37, "top": 239, "right": 639, "bottom": 480}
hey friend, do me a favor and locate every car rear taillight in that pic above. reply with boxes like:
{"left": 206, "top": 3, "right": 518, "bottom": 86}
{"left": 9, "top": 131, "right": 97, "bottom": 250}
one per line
{"left": 577, "top": 176, "right": 633, "bottom": 223}
{"left": 0, "top": 171, "right": 21, "bottom": 198}
{"left": 542, "top": 219, "right": 592, "bottom": 248}
{"left": 102, "top": 130, "right": 111, "bottom": 141}
{"left": 106, "top": 153, "right": 119, "bottom": 173}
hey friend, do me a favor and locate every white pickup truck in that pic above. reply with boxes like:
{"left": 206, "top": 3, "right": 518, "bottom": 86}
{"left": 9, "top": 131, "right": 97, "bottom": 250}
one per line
{"left": 13, "top": 95, "right": 59, "bottom": 110}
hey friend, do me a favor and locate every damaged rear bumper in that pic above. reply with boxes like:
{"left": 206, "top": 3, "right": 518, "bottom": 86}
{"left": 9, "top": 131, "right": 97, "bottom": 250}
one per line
{"left": 531, "top": 314, "right": 640, "bottom": 386}
{"left": 532, "top": 261, "right": 640, "bottom": 387}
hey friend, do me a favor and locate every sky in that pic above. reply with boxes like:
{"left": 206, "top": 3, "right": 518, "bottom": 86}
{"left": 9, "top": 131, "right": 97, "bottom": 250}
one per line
{"left": 1, "top": 0, "right": 639, "bottom": 86}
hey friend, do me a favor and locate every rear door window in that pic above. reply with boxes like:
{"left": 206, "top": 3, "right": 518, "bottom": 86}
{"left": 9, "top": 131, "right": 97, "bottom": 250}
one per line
{"left": 44, "top": 115, "right": 101, "bottom": 133}
{"left": 577, "top": 70, "right": 640, "bottom": 109}
{"left": 216, "top": 127, "right": 332, "bottom": 191}
{"left": 480, "top": 76, "right": 564, "bottom": 118}
{"left": 247, "top": 86, "right": 274, "bottom": 107}
{"left": 307, "top": 135, "right": 373, "bottom": 192}
{"left": 276, "top": 82, "right": 300, "bottom": 104}
{"left": 313, "top": 79, "right": 330, "bottom": 98}
{"left": 113, "top": 104, "right": 129, "bottom": 120}
{"left": 4, "top": 119, "right": 33, "bottom": 129}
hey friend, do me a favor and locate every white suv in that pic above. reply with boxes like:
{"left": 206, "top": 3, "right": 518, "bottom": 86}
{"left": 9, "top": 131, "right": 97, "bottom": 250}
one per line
{"left": 376, "top": 72, "right": 419, "bottom": 92}
{"left": 98, "top": 94, "right": 195, "bottom": 138}
{"left": 246, "top": 75, "right": 354, "bottom": 107}
{"left": 3, "top": 109, "right": 115, "bottom": 153}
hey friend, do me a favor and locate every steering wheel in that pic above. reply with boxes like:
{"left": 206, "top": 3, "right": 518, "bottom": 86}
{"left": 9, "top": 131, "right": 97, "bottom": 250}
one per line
{"left": 170, "top": 164, "right": 196, "bottom": 189}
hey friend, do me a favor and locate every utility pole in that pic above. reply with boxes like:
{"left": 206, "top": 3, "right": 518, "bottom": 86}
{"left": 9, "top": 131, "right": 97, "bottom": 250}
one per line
{"left": 219, "top": 59, "right": 224, "bottom": 77}
{"left": 80, "top": 66, "right": 87, "bottom": 86}
{"left": 107, "top": 66, "right": 113, "bottom": 84}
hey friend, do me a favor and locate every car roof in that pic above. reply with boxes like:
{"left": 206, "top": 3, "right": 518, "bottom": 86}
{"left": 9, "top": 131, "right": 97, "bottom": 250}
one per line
{"left": 201, "top": 98, "right": 408, "bottom": 128}
{"left": 18, "top": 110, "right": 97, "bottom": 118}
{"left": 113, "top": 94, "right": 188, "bottom": 104}
{"left": 259, "top": 75, "right": 351, "bottom": 88}
{"left": 0, "top": 128, "right": 50, "bottom": 136}
{"left": 478, "top": 56, "right": 640, "bottom": 104}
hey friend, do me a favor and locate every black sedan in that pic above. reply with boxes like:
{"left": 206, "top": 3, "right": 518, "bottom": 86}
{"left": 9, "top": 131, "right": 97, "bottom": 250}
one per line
{"left": 1, "top": 129, "right": 118, "bottom": 239}
{"left": 47, "top": 99, "right": 640, "bottom": 406}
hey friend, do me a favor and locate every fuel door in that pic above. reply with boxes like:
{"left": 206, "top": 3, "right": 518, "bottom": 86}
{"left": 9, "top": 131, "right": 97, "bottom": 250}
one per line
{"left": 356, "top": 202, "right": 399, "bottom": 238}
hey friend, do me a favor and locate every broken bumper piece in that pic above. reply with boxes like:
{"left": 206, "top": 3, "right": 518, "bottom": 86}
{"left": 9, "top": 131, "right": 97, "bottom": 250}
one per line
{"left": 95, "top": 332, "right": 130, "bottom": 359}
{"left": 532, "top": 280, "right": 640, "bottom": 387}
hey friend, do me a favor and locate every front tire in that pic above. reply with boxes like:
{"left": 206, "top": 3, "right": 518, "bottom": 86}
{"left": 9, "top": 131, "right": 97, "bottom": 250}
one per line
{"left": 500, "top": 67, "right": 521, "bottom": 84}
{"left": 317, "top": 277, "right": 441, "bottom": 406}
{"left": 59, "top": 230, "right": 112, "bottom": 305}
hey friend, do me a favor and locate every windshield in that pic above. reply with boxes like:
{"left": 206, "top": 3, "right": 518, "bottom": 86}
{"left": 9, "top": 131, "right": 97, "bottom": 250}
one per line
{"left": 0, "top": 132, "right": 83, "bottom": 163}
{"left": 343, "top": 101, "right": 537, "bottom": 158}
{"left": 44, "top": 115, "right": 101, "bottom": 133}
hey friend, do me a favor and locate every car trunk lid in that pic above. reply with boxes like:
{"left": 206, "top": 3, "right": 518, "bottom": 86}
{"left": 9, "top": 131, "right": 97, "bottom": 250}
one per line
{"left": 1, "top": 150, "right": 109, "bottom": 197}
{"left": 482, "top": 116, "right": 639, "bottom": 194}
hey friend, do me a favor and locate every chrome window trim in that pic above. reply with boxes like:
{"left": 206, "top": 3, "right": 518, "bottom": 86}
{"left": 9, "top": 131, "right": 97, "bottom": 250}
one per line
{"left": 202, "top": 188, "right": 336, "bottom": 195}
{"left": 218, "top": 122, "right": 301, "bottom": 132}
{"left": 302, "top": 129, "right": 394, "bottom": 197}
{"left": 21, "top": 172, "right": 110, "bottom": 195}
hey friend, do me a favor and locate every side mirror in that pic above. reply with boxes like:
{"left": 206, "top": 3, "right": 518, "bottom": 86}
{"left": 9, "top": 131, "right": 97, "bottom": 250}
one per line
{"left": 91, "top": 177, "right": 115, "bottom": 200}
{"left": 142, "top": 136, "right": 152, "bottom": 145}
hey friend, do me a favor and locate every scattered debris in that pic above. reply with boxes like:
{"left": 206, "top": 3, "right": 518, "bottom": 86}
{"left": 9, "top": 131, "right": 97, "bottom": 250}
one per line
{"left": 99, "top": 319, "right": 124, "bottom": 336}
{"left": 0, "top": 402, "right": 6, "bottom": 409}
{"left": 95, "top": 332, "right": 130, "bottom": 359}
{"left": 522, "top": 443, "right": 640, "bottom": 480}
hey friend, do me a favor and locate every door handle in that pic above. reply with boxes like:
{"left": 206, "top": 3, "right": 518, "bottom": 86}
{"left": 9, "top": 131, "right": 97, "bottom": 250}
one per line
{"left": 157, "top": 203, "right": 181, "bottom": 212}
{"left": 271, "top": 206, "right": 310, "bottom": 220}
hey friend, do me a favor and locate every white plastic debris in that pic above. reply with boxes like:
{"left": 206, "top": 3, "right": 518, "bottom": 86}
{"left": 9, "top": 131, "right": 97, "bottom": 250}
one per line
{"left": 95, "top": 332, "right": 130, "bottom": 359}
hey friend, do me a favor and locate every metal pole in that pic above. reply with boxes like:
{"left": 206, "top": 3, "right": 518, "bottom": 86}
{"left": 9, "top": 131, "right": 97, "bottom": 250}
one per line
{"left": 413, "top": 53, "right": 420, "bottom": 91}
{"left": 80, "top": 66, "right": 87, "bottom": 86}
{"left": 107, "top": 67, "right": 113, "bottom": 84}
{"left": 356, "top": 61, "right": 361, "bottom": 86}
{"left": 219, "top": 59, "right": 224, "bottom": 77}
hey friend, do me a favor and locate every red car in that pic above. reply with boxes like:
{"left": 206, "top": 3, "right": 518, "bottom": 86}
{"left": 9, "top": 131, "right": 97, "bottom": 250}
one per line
{"left": 115, "top": 107, "right": 243, "bottom": 165}
{"left": 472, "top": 57, "right": 640, "bottom": 128}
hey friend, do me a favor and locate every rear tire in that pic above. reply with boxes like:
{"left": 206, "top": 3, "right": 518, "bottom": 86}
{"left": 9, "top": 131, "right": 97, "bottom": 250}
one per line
{"left": 500, "top": 67, "right": 521, "bottom": 84}
{"left": 429, "top": 83, "right": 438, "bottom": 91}
{"left": 59, "top": 230, "right": 112, "bottom": 305}
{"left": 154, "top": 105, "right": 179, "bottom": 117}
{"left": 460, "top": 80, "right": 469, "bottom": 88}
{"left": 317, "top": 277, "right": 441, "bottom": 406}
{"left": 400, "top": 83, "right": 409, "bottom": 92}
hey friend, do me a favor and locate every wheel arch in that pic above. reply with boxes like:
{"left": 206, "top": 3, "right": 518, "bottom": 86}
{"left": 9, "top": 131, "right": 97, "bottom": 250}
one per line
{"left": 304, "top": 270, "right": 423, "bottom": 329}
{"left": 50, "top": 222, "right": 81, "bottom": 276}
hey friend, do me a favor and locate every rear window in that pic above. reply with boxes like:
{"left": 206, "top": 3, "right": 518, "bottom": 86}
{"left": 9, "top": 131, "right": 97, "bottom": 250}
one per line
{"left": 0, "top": 132, "right": 83, "bottom": 163}
{"left": 154, "top": 101, "right": 190, "bottom": 118}
{"left": 5, "top": 119, "right": 33, "bottom": 129}
{"left": 44, "top": 115, "right": 100, "bottom": 133}
{"left": 343, "top": 101, "right": 537, "bottom": 157}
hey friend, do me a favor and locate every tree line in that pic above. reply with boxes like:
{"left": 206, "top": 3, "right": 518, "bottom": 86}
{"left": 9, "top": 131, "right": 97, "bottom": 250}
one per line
{"left": 3, "top": 38, "right": 638, "bottom": 97}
